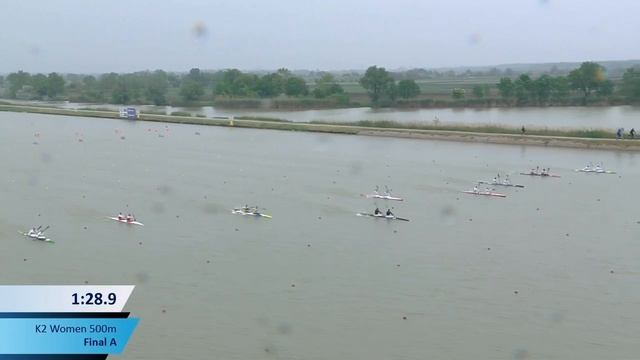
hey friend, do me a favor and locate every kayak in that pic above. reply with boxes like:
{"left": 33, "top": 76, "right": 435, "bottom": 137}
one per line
{"left": 575, "top": 168, "right": 616, "bottom": 174}
{"left": 232, "top": 209, "right": 272, "bottom": 219}
{"left": 478, "top": 181, "right": 524, "bottom": 188}
{"left": 108, "top": 217, "right": 144, "bottom": 226}
{"left": 365, "top": 194, "right": 404, "bottom": 201}
{"left": 462, "top": 190, "right": 506, "bottom": 198}
{"left": 519, "top": 172, "right": 561, "bottom": 178}
{"left": 356, "top": 213, "right": 409, "bottom": 221}
{"left": 19, "top": 231, "right": 54, "bottom": 243}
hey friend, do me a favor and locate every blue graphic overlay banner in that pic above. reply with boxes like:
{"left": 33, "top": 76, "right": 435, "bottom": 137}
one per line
{"left": 0, "top": 319, "right": 138, "bottom": 354}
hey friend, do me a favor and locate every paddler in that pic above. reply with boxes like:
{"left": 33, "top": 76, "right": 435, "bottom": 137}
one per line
{"left": 504, "top": 175, "right": 511, "bottom": 184}
{"left": 126, "top": 214, "right": 133, "bottom": 222}
{"left": 117, "top": 212, "right": 124, "bottom": 220}
{"left": 473, "top": 185, "right": 479, "bottom": 193}
{"left": 386, "top": 209, "right": 394, "bottom": 217}
{"left": 374, "top": 207, "right": 382, "bottom": 215}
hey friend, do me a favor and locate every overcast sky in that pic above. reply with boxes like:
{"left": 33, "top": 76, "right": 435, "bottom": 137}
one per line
{"left": 1, "top": 0, "right": 638, "bottom": 73}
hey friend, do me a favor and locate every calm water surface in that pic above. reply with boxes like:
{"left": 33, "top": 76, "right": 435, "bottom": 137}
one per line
{"left": 0, "top": 111, "right": 638, "bottom": 359}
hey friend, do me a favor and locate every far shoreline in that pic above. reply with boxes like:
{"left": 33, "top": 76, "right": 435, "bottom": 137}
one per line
{"left": 2, "top": 104, "right": 640, "bottom": 152}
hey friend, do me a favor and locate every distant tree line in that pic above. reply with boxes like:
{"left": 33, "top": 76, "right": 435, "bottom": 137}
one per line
{"left": 0, "top": 68, "right": 346, "bottom": 105}
{"left": 2, "top": 61, "right": 640, "bottom": 107}
{"left": 3, "top": 71, "right": 65, "bottom": 100}
{"left": 445, "top": 62, "right": 640, "bottom": 105}
{"left": 359, "top": 66, "right": 421, "bottom": 106}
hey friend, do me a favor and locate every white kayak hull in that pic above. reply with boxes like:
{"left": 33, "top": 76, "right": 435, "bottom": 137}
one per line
{"left": 20, "top": 232, "right": 53, "bottom": 243}
{"left": 232, "top": 209, "right": 272, "bottom": 218}
{"left": 575, "top": 169, "right": 616, "bottom": 174}
{"left": 520, "top": 172, "right": 561, "bottom": 178}
{"left": 462, "top": 190, "right": 506, "bottom": 198}
{"left": 356, "top": 213, "right": 409, "bottom": 221}
{"left": 108, "top": 217, "right": 144, "bottom": 226}
{"left": 478, "top": 181, "right": 524, "bottom": 188}
{"left": 365, "top": 194, "right": 404, "bottom": 201}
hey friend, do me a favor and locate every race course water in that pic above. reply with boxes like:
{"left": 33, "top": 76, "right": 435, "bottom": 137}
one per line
{"left": 0, "top": 111, "right": 639, "bottom": 359}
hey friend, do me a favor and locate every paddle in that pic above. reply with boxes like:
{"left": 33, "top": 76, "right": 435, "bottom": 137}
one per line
{"left": 40, "top": 225, "right": 50, "bottom": 233}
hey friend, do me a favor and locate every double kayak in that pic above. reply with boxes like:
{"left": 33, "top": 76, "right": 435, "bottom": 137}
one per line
{"left": 356, "top": 213, "right": 409, "bottom": 221}
{"left": 462, "top": 190, "right": 506, "bottom": 198}
{"left": 520, "top": 172, "right": 561, "bottom": 178}
{"left": 108, "top": 217, "right": 145, "bottom": 226}
{"left": 575, "top": 168, "right": 616, "bottom": 174}
{"left": 232, "top": 209, "right": 272, "bottom": 218}
{"left": 364, "top": 193, "right": 404, "bottom": 201}
{"left": 478, "top": 181, "right": 524, "bottom": 188}
{"left": 19, "top": 231, "right": 54, "bottom": 243}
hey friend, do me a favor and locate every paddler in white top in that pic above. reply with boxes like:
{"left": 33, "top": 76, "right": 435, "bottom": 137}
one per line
{"left": 126, "top": 214, "right": 133, "bottom": 222}
{"left": 117, "top": 212, "right": 124, "bottom": 220}
{"left": 473, "top": 185, "right": 479, "bottom": 193}
{"left": 503, "top": 175, "right": 511, "bottom": 185}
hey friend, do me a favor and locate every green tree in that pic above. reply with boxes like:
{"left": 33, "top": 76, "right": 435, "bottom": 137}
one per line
{"left": 472, "top": 85, "right": 485, "bottom": 98}
{"left": 145, "top": 70, "right": 169, "bottom": 105}
{"left": 214, "top": 69, "right": 259, "bottom": 97}
{"left": 214, "top": 69, "right": 241, "bottom": 96}
{"left": 6, "top": 71, "right": 31, "bottom": 98}
{"left": 255, "top": 73, "right": 283, "bottom": 98}
{"left": 179, "top": 80, "right": 204, "bottom": 101}
{"left": 396, "top": 79, "right": 420, "bottom": 99}
{"left": 497, "top": 77, "right": 514, "bottom": 98}
{"left": 284, "top": 77, "right": 308, "bottom": 97}
{"left": 31, "top": 74, "right": 49, "bottom": 98}
{"left": 111, "top": 79, "right": 131, "bottom": 104}
{"left": 568, "top": 62, "right": 607, "bottom": 103}
{"left": 550, "top": 76, "right": 569, "bottom": 102}
{"left": 313, "top": 74, "right": 345, "bottom": 98}
{"left": 514, "top": 74, "right": 533, "bottom": 103}
{"left": 385, "top": 82, "right": 398, "bottom": 102}
{"left": 46, "top": 72, "right": 65, "bottom": 98}
{"left": 360, "top": 66, "right": 395, "bottom": 103}
{"left": 621, "top": 68, "right": 640, "bottom": 102}
{"left": 596, "top": 80, "right": 614, "bottom": 97}
{"left": 532, "top": 75, "right": 552, "bottom": 104}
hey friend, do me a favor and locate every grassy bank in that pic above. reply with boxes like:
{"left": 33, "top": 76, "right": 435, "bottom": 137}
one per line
{"left": 311, "top": 120, "right": 616, "bottom": 139}
{"left": 1, "top": 104, "right": 639, "bottom": 151}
